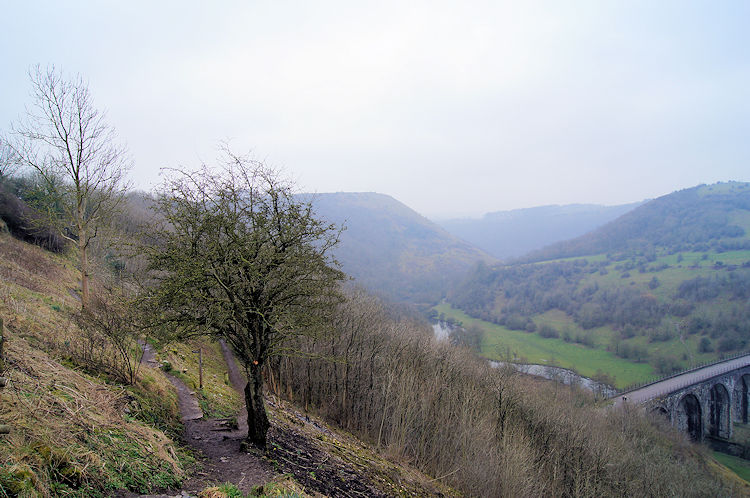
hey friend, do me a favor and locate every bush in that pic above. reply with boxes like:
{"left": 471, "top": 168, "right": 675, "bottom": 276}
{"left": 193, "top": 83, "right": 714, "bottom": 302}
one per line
{"left": 718, "top": 336, "right": 742, "bottom": 353}
{"left": 538, "top": 324, "right": 559, "bottom": 339}
{"left": 0, "top": 183, "right": 66, "bottom": 252}
{"left": 698, "top": 337, "right": 713, "bottom": 353}
{"left": 652, "top": 354, "right": 680, "bottom": 375}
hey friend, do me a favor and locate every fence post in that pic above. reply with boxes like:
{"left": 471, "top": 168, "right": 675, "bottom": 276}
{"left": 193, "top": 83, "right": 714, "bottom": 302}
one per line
{"left": 0, "top": 317, "right": 9, "bottom": 435}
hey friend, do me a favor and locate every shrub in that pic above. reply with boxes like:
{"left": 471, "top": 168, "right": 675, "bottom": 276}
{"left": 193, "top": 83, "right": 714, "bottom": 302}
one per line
{"left": 698, "top": 337, "right": 713, "bottom": 353}
{"left": 538, "top": 324, "right": 559, "bottom": 338}
{"left": 0, "top": 183, "right": 66, "bottom": 252}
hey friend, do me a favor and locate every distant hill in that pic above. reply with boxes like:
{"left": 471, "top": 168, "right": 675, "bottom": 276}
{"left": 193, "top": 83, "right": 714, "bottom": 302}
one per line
{"left": 305, "top": 192, "right": 493, "bottom": 303}
{"left": 436, "top": 202, "right": 641, "bottom": 260}
{"left": 522, "top": 182, "right": 750, "bottom": 262}
{"left": 445, "top": 182, "right": 750, "bottom": 383}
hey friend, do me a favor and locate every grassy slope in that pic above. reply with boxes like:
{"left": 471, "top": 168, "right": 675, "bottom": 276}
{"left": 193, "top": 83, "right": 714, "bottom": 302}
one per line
{"left": 0, "top": 232, "right": 458, "bottom": 496}
{"left": 159, "top": 338, "right": 242, "bottom": 419}
{"left": 713, "top": 452, "right": 750, "bottom": 485}
{"left": 0, "top": 233, "right": 189, "bottom": 495}
{"left": 442, "top": 245, "right": 750, "bottom": 388}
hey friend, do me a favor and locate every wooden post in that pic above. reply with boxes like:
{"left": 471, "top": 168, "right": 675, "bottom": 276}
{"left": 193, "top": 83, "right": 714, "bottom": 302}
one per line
{"left": 0, "top": 317, "right": 8, "bottom": 436}
{"left": 0, "top": 316, "right": 4, "bottom": 373}
{"left": 193, "top": 348, "right": 203, "bottom": 389}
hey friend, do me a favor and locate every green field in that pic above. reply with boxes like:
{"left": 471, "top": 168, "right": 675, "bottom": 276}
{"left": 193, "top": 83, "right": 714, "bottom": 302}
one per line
{"left": 444, "top": 245, "right": 750, "bottom": 389}
{"left": 435, "top": 302, "right": 655, "bottom": 388}
{"left": 713, "top": 451, "right": 750, "bottom": 484}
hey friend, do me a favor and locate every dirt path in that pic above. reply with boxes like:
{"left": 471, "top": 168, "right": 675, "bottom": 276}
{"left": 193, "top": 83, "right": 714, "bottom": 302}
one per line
{"left": 133, "top": 340, "right": 425, "bottom": 497}
{"left": 133, "top": 340, "right": 275, "bottom": 496}
{"left": 140, "top": 341, "right": 204, "bottom": 421}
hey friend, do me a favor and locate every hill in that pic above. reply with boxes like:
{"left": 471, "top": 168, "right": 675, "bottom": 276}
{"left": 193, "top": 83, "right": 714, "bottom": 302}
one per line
{"left": 445, "top": 182, "right": 750, "bottom": 387}
{"left": 0, "top": 197, "right": 744, "bottom": 496}
{"left": 0, "top": 231, "right": 457, "bottom": 496}
{"left": 522, "top": 182, "right": 750, "bottom": 263}
{"left": 306, "top": 192, "right": 493, "bottom": 303}
{"left": 437, "top": 202, "right": 641, "bottom": 260}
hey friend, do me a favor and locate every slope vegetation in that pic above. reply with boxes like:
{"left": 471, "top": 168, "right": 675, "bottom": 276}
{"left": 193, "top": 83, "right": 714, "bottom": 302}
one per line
{"left": 307, "top": 192, "right": 492, "bottom": 303}
{"left": 438, "top": 202, "right": 641, "bottom": 260}
{"left": 0, "top": 233, "right": 188, "bottom": 495}
{"left": 447, "top": 182, "right": 750, "bottom": 387}
{"left": 523, "top": 182, "right": 750, "bottom": 262}
{"left": 0, "top": 230, "right": 460, "bottom": 497}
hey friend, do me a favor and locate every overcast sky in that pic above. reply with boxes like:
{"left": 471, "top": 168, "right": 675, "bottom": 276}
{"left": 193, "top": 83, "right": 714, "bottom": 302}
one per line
{"left": 1, "top": 1, "right": 749, "bottom": 218}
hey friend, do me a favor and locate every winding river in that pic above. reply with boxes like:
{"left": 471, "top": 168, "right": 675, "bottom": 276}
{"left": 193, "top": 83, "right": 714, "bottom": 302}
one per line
{"left": 432, "top": 322, "right": 617, "bottom": 397}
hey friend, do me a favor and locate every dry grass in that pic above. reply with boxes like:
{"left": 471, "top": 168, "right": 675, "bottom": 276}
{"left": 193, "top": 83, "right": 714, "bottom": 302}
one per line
{"left": 0, "top": 333, "right": 186, "bottom": 495}
{"left": 0, "top": 232, "right": 189, "bottom": 495}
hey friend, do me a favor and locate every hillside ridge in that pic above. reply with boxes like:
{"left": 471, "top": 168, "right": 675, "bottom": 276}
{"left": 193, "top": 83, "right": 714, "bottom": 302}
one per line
{"left": 437, "top": 201, "right": 643, "bottom": 260}
{"left": 304, "top": 191, "right": 493, "bottom": 303}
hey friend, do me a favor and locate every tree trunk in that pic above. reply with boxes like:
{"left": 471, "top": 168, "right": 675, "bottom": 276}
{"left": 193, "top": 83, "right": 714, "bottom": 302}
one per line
{"left": 78, "top": 221, "right": 89, "bottom": 309}
{"left": 244, "top": 362, "right": 269, "bottom": 450}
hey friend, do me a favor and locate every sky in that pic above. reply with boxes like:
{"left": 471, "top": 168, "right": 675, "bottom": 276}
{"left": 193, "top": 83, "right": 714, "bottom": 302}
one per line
{"left": 1, "top": 1, "right": 749, "bottom": 219}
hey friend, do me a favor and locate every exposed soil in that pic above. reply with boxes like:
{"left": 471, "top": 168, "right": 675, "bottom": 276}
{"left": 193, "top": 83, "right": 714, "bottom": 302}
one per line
{"left": 179, "top": 417, "right": 275, "bottom": 494}
{"left": 265, "top": 423, "right": 389, "bottom": 497}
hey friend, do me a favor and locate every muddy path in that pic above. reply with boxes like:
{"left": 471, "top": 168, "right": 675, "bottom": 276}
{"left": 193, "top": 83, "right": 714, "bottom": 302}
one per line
{"left": 134, "top": 340, "right": 275, "bottom": 496}
{"left": 134, "top": 340, "right": 429, "bottom": 497}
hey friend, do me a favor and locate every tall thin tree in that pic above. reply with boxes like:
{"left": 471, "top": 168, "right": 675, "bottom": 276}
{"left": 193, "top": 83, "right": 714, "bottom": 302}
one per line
{"left": 6, "top": 66, "right": 130, "bottom": 308}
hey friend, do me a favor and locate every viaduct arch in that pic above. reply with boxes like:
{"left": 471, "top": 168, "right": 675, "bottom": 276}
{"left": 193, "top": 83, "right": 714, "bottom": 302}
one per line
{"left": 613, "top": 355, "right": 750, "bottom": 442}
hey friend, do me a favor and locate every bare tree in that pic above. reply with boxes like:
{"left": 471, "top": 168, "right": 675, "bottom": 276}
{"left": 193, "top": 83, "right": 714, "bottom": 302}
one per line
{"left": 5, "top": 66, "right": 130, "bottom": 308}
{"left": 0, "top": 139, "right": 20, "bottom": 181}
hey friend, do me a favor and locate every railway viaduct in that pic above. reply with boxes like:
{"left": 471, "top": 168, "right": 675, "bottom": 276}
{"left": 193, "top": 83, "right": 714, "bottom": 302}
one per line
{"left": 611, "top": 353, "right": 750, "bottom": 441}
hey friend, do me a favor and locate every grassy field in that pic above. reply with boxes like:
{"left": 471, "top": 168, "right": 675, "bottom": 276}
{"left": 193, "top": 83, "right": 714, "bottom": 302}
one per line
{"left": 713, "top": 451, "right": 750, "bottom": 484}
{"left": 435, "top": 302, "right": 655, "bottom": 388}
{"left": 446, "top": 247, "right": 750, "bottom": 388}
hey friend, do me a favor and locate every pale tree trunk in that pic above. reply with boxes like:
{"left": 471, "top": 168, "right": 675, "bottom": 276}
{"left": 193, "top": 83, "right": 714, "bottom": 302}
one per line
{"left": 77, "top": 203, "right": 90, "bottom": 309}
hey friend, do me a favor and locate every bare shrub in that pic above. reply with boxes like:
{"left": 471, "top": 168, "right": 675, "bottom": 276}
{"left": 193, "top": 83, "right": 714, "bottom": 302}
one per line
{"left": 67, "top": 289, "right": 143, "bottom": 385}
{"left": 269, "top": 289, "right": 738, "bottom": 497}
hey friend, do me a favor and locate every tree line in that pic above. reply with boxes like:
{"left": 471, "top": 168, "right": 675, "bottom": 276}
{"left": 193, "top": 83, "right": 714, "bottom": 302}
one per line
{"left": 264, "top": 288, "right": 736, "bottom": 496}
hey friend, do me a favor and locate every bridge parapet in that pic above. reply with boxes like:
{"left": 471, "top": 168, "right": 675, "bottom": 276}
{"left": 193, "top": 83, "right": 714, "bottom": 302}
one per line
{"left": 617, "top": 349, "right": 750, "bottom": 396}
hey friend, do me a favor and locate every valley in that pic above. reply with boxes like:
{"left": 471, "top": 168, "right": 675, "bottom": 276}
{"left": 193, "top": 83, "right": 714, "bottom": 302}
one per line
{"left": 440, "top": 183, "right": 750, "bottom": 391}
{"left": 3, "top": 6, "right": 750, "bottom": 494}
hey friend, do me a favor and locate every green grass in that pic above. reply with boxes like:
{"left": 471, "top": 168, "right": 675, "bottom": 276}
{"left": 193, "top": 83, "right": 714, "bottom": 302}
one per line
{"left": 159, "top": 338, "right": 242, "bottom": 418}
{"left": 435, "top": 302, "right": 655, "bottom": 388}
{"left": 713, "top": 451, "right": 750, "bottom": 483}
{"left": 443, "top": 244, "right": 750, "bottom": 389}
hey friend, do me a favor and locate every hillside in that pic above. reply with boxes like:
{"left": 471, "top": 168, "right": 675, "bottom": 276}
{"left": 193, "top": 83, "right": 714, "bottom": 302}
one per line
{"left": 306, "top": 192, "right": 493, "bottom": 303}
{"left": 522, "top": 182, "right": 750, "bottom": 263}
{"left": 437, "top": 202, "right": 641, "bottom": 260}
{"left": 0, "top": 231, "right": 457, "bottom": 496}
{"left": 0, "top": 204, "right": 745, "bottom": 495}
{"left": 445, "top": 182, "right": 750, "bottom": 387}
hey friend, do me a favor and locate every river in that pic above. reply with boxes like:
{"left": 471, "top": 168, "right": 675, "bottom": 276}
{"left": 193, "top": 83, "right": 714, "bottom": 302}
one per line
{"left": 432, "top": 321, "right": 617, "bottom": 397}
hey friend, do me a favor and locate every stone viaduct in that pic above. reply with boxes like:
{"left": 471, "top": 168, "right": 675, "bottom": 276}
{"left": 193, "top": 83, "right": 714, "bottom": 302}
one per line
{"left": 611, "top": 353, "right": 750, "bottom": 442}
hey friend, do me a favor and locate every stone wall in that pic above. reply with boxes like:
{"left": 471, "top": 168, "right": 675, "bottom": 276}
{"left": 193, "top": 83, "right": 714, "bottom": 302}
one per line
{"left": 647, "top": 365, "right": 750, "bottom": 441}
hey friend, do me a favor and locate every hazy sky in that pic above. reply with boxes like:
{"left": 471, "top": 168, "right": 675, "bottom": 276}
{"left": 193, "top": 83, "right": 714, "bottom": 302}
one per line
{"left": 2, "top": 1, "right": 749, "bottom": 218}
